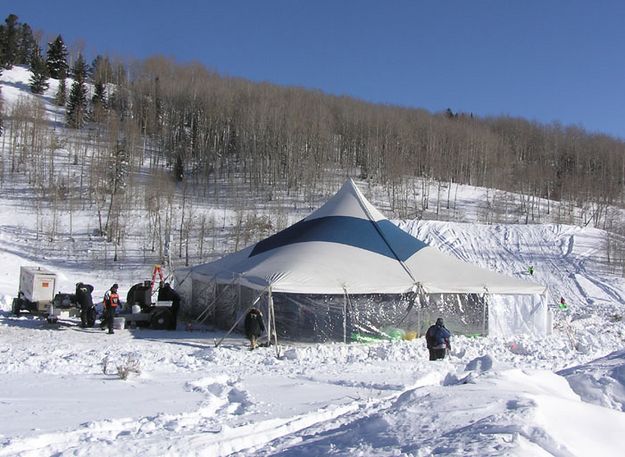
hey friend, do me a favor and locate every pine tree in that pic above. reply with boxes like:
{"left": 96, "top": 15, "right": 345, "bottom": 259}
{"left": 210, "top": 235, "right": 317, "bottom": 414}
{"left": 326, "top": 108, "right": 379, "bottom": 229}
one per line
{"left": 89, "top": 55, "right": 111, "bottom": 122}
{"left": 0, "top": 22, "right": 6, "bottom": 68}
{"left": 89, "top": 55, "right": 112, "bottom": 83}
{"left": 66, "top": 54, "right": 88, "bottom": 128}
{"left": 17, "top": 23, "right": 36, "bottom": 66}
{"left": 29, "top": 47, "right": 49, "bottom": 94}
{"left": 0, "top": 14, "right": 19, "bottom": 68}
{"left": 46, "top": 35, "right": 68, "bottom": 79}
{"left": 55, "top": 77, "right": 67, "bottom": 106}
{"left": 92, "top": 81, "right": 106, "bottom": 105}
{"left": 91, "top": 80, "right": 108, "bottom": 122}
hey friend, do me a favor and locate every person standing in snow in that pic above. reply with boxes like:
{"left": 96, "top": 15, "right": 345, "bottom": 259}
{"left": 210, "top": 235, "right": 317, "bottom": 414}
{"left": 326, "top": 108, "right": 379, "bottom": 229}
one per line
{"left": 101, "top": 283, "right": 120, "bottom": 334}
{"left": 244, "top": 308, "right": 265, "bottom": 350}
{"left": 157, "top": 282, "right": 181, "bottom": 330}
{"left": 425, "top": 317, "right": 452, "bottom": 360}
{"left": 75, "top": 282, "right": 95, "bottom": 328}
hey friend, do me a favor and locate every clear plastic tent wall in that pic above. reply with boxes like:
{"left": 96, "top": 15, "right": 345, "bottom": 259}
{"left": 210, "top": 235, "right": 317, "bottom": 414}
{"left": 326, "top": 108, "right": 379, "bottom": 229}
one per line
{"left": 177, "top": 276, "right": 549, "bottom": 341}
{"left": 418, "top": 292, "right": 548, "bottom": 338}
{"left": 180, "top": 278, "right": 419, "bottom": 342}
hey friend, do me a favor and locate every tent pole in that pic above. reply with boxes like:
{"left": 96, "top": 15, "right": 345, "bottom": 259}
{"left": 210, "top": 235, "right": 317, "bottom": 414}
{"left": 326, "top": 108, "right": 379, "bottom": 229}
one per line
{"left": 269, "top": 289, "right": 279, "bottom": 357}
{"left": 266, "top": 288, "right": 272, "bottom": 347}
{"left": 237, "top": 281, "right": 241, "bottom": 313}
{"left": 482, "top": 288, "right": 489, "bottom": 336}
{"left": 416, "top": 290, "right": 421, "bottom": 337}
{"left": 195, "top": 275, "right": 238, "bottom": 324}
{"left": 342, "top": 288, "right": 348, "bottom": 344}
{"left": 214, "top": 290, "right": 265, "bottom": 348}
{"left": 542, "top": 292, "right": 551, "bottom": 335}
{"left": 415, "top": 284, "right": 425, "bottom": 336}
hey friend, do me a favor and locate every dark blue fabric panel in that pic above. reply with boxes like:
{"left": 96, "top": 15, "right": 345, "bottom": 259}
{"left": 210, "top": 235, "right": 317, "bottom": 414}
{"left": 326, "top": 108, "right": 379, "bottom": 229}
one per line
{"left": 250, "top": 216, "right": 427, "bottom": 261}
{"left": 377, "top": 219, "right": 428, "bottom": 260}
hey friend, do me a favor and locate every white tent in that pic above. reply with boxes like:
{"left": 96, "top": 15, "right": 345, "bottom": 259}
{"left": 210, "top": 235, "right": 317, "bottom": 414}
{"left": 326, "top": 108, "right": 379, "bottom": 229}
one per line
{"left": 176, "top": 179, "right": 549, "bottom": 340}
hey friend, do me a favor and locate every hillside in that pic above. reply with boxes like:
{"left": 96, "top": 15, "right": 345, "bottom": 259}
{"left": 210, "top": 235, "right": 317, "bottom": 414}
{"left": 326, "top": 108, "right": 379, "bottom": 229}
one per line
{"left": 2, "top": 65, "right": 625, "bottom": 283}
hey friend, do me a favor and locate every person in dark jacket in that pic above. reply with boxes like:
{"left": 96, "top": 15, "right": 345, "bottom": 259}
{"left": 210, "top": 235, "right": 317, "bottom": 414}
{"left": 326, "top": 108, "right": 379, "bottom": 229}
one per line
{"left": 75, "top": 282, "right": 95, "bottom": 328}
{"left": 157, "top": 282, "right": 181, "bottom": 330}
{"left": 425, "top": 317, "right": 452, "bottom": 360}
{"left": 244, "top": 308, "right": 265, "bottom": 350}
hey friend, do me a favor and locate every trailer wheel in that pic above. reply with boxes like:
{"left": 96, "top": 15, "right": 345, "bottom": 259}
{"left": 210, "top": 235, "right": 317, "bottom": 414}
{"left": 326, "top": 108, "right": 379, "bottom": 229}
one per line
{"left": 150, "top": 309, "right": 172, "bottom": 330}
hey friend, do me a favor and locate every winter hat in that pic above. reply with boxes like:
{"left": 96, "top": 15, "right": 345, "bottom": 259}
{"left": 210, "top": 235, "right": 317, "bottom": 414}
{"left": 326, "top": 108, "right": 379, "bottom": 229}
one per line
{"left": 436, "top": 317, "right": 444, "bottom": 326}
{"left": 111, "top": 283, "right": 119, "bottom": 290}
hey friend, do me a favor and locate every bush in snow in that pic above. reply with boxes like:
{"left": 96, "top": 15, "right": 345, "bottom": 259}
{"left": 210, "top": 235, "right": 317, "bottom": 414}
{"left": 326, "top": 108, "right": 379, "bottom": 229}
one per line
{"left": 101, "top": 354, "right": 142, "bottom": 380}
{"left": 116, "top": 356, "right": 141, "bottom": 380}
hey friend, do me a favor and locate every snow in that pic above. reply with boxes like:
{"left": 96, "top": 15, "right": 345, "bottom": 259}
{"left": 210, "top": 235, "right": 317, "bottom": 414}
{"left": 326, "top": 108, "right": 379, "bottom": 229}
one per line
{"left": 2, "top": 67, "right": 625, "bottom": 456}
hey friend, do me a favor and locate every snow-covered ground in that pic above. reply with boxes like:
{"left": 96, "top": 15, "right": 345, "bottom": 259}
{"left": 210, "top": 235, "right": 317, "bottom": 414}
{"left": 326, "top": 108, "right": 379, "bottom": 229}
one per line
{"left": 2, "top": 66, "right": 625, "bottom": 456}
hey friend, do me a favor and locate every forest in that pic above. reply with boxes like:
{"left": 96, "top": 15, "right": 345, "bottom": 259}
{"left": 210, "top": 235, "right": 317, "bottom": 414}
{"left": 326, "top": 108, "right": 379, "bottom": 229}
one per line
{"left": 1, "top": 13, "right": 625, "bottom": 272}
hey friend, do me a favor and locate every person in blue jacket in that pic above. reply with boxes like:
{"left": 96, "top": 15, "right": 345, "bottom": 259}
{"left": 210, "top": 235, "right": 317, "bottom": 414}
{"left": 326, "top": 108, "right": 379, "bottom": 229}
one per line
{"left": 425, "top": 317, "right": 452, "bottom": 360}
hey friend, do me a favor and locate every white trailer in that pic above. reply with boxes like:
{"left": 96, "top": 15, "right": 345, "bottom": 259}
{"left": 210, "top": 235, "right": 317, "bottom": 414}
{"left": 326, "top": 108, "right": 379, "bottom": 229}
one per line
{"left": 19, "top": 266, "right": 56, "bottom": 308}
{"left": 13, "top": 266, "right": 58, "bottom": 315}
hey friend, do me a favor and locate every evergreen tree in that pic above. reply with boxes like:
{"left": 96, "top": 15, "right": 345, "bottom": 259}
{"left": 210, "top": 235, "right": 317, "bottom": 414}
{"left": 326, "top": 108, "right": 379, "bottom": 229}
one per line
{"left": 29, "top": 47, "right": 49, "bottom": 94}
{"left": 0, "top": 14, "right": 19, "bottom": 68}
{"left": 66, "top": 54, "right": 88, "bottom": 128}
{"left": 90, "top": 80, "right": 108, "bottom": 122}
{"left": 92, "top": 81, "right": 106, "bottom": 104}
{"left": 89, "top": 55, "right": 112, "bottom": 121}
{"left": 0, "top": 22, "right": 6, "bottom": 68}
{"left": 17, "top": 23, "right": 36, "bottom": 66}
{"left": 89, "top": 55, "right": 112, "bottom": 83}
{"left": 55, "top": 77, "right": 67, "bottom": 106}
{"left": 108, "top": 62, "right": 130, "bottom": 119}
{"left": 46, "top": 35, "right": 68, "bottom": 79}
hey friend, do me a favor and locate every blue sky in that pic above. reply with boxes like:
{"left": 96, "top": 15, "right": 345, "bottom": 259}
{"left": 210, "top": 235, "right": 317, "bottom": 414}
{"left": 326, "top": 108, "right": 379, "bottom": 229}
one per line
{"left": 6, "top": 1, "right": 625, "bottom": 139}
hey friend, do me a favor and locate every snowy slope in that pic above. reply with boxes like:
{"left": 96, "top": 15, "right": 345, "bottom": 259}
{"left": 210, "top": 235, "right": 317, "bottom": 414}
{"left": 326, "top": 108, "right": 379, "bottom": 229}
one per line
{"left": 2, "top": 66, "right": 625, "bottom": 457}
{"left": 400, "top": 221, "right": 624, "bottom": 312}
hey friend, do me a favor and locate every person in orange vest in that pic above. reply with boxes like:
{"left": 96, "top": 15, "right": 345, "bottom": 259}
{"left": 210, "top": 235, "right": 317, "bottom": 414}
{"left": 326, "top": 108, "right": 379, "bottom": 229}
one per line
{"left": 101, "top": 283, "right": 120, "bottom": 334}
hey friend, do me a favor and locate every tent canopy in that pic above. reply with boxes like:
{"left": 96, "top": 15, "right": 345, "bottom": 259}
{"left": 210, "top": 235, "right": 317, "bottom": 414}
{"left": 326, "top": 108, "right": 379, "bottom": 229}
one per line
{"left": 184, "top": 179, "right": 545, "bottom": 296}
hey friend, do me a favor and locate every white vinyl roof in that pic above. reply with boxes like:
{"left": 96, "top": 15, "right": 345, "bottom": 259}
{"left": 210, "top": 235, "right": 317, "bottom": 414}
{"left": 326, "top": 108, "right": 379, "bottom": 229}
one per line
{"left": 183, "top": 179, "right": 546, "bottom": 295}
